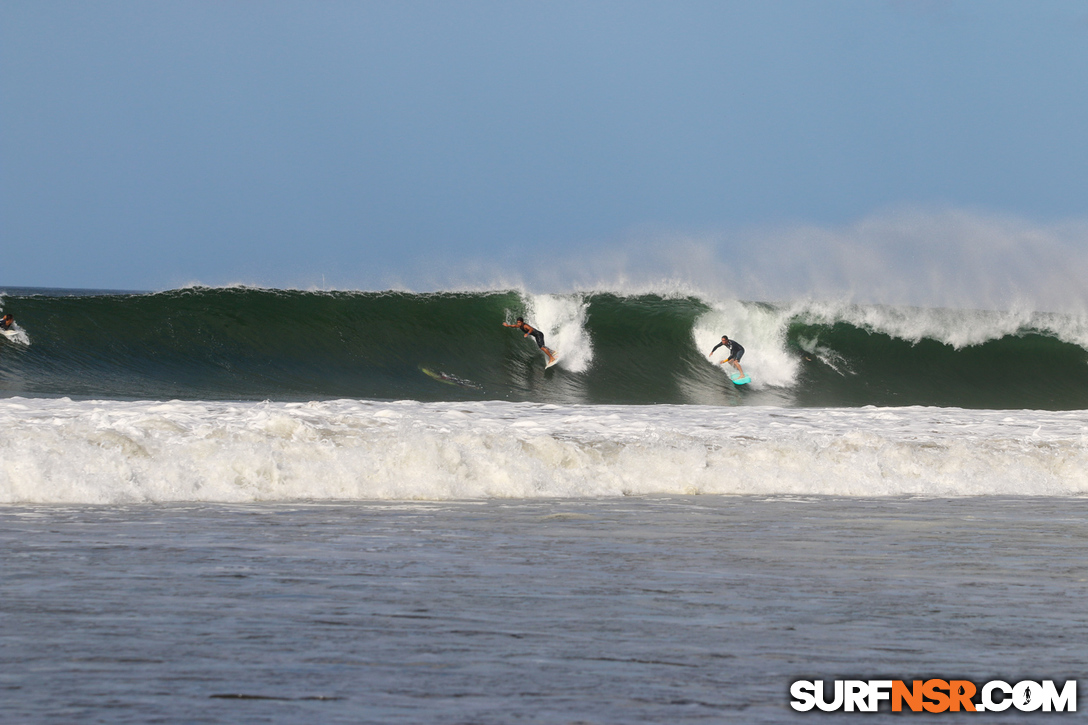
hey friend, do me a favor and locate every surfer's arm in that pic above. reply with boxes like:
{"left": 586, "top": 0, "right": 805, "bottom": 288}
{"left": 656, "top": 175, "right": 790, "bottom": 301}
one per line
{"left": 709, "top": 342, "right": 724, "bottom": 355}
{"left": 503, "top": 322, "right": 533, "bottom": 334}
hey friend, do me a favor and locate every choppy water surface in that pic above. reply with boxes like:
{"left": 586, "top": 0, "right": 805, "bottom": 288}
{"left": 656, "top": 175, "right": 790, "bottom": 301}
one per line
{"left": 2, "top": 496, "right": 1085, "bottom": 723}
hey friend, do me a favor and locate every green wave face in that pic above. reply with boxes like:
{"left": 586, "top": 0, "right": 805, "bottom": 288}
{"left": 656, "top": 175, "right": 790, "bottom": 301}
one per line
{"left": 787, "top": 321, "right": 1088, "bottom": 409}
{"left": 2, "top": 287, "right": 1087, "bottom": 409}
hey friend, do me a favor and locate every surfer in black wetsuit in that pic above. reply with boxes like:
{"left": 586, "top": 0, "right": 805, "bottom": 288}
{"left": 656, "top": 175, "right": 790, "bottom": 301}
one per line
{"left": 0, "top": 314, "right": 14, "bottom": 331}
{"left": 503, "top": 317, "right": 557, "bottom": 364}
{"left": 710, "top": 335, "right": 745, "bottom": 377}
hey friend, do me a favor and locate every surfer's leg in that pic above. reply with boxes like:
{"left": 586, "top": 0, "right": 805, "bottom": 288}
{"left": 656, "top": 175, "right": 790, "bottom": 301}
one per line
{"left": 531, "top": 331, "right": 556, "bottom": 362}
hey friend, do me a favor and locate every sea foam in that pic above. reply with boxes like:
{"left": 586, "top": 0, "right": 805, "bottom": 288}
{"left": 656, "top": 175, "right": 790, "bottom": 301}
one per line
{"left": 2, "top": 397, "right": 1086, "bottom": 504}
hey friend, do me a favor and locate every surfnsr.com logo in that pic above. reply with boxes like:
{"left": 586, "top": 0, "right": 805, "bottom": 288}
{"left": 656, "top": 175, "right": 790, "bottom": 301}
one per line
{"left": 790, "top": 679, "right": 1076, "bottom": 713}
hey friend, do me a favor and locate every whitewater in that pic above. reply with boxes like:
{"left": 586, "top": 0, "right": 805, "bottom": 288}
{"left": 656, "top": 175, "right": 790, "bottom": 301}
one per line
{"left": 3, "top": 398, "right": 1088, "bottom": 504}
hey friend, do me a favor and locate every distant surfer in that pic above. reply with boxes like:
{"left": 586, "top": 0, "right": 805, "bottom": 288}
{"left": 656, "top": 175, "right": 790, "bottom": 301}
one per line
{"left": 710, "top": 335, "right": 745, "bottom": 377}
{"left": 0, "top": 314, "right": 14, "bottom": 331}
{"left": 503, "top": 317, "right": 557, "bottom": 364}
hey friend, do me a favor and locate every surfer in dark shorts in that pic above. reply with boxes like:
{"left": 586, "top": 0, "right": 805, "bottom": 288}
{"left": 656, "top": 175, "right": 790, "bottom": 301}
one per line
{"left": 710, "top": 335, "right": 745, "bottom": 377}
{"left": 0, "top": 314, "right": 14, "bottom": 331}
{"left": 503, "top": 317, "right": 557, "bottom": 364}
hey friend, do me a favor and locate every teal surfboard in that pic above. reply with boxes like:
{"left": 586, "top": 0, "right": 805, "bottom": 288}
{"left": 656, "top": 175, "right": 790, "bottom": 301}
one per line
{"left": 729, "top": 373, "right": 751, "bottom": 386}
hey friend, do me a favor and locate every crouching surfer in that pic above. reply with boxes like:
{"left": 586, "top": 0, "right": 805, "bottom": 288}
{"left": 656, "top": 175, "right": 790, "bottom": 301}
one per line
{"left": 710, "top": 335, "right": 745, "bottom": 377}
{"left": 503, "top": 317, "right": 557, "bottom": 365}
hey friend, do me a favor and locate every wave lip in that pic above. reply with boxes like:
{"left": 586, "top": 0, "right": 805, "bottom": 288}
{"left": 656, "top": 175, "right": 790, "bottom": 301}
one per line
{"left": 2, "top": 398, "right": 1087, "bottom": 504}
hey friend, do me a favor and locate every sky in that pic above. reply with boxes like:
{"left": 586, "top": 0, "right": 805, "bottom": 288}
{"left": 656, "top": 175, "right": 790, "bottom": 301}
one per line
{"left": 2, "top": 1, "right": 1088, "bottom": 301}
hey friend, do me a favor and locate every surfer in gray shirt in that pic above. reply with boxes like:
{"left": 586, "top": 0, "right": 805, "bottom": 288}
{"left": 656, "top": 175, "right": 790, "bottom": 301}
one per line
{"left": 710, "top": 335, "right": 745, "bottom": 377}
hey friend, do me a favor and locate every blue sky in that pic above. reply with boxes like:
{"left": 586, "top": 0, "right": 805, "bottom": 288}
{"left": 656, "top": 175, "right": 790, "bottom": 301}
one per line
{"left": 2, "top": 1, "right": 1088, "bottom": 295}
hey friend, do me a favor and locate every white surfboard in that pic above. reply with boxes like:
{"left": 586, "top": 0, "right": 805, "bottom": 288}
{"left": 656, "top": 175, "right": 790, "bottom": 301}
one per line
{"left": 545, "top": 354, "right": 560, "bottom": 369}
{"left": 0, "top": 328, "right": 29, "bottom": 345}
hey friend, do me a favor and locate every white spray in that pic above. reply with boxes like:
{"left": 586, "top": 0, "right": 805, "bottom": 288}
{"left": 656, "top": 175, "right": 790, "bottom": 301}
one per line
{"left": 523, "top": 293, "right": 594, "bottom": 373}
{"left": 692, "top": 298, "right": 799, "bottom": 388}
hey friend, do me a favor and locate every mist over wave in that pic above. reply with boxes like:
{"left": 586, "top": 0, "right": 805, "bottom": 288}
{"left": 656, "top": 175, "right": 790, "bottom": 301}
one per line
{"left": 1, "top": 285, "right": 1087, "bottom": 409}
{"left": 448, "top": 207, "right": 1088, "bottom": 315}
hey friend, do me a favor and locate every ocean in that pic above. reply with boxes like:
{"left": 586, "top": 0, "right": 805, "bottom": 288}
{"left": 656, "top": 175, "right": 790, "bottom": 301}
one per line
{"left": 1, "top": 286, "right": 1086, "bottom": 722}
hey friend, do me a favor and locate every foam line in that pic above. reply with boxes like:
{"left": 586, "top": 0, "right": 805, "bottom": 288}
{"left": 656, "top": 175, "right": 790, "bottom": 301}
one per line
{"left": 2, "top": 398, "right": 1086, "bottom": 504}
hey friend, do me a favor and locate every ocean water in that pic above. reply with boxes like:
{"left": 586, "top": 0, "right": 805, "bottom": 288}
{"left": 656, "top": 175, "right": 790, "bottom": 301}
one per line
{"left": 3, "top": 497, "right": 1086, "bottom": 723}
{"left": 1, "top": 286, "right": 1086, "bottom": 722}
